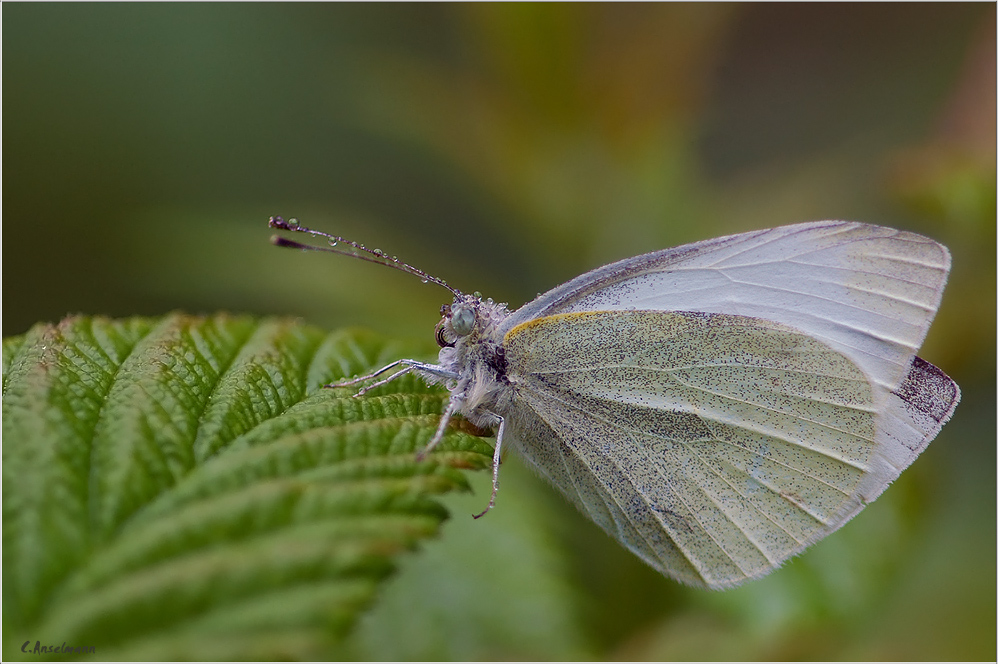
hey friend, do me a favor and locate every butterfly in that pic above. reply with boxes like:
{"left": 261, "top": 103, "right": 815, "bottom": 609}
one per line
{"left": 270, "top": 217, "right": 959, "bottom": 590}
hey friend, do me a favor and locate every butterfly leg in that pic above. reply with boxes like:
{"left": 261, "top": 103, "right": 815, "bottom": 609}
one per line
{"left": 326, "top": 359, "right": 459, "bottom": 395}
{"left": 345, "top": 367, "right": 413, "bottom": 397}
{"left": 415, "top": 397, "right": 460, "bottom": 462}
{"left": 473, "top": 415, "right": 505, "bottom": 519}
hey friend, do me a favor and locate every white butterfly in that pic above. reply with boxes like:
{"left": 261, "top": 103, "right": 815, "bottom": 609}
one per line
{"left": 271, "top": 218, "right": 959, "bottom": 590}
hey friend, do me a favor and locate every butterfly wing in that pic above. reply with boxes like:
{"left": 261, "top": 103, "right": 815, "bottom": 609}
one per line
{"left": 501, "top": 309, "right": 958, "bottom": 589}
{"left": 502, "top": 221, "right": 952, "bottom": 394}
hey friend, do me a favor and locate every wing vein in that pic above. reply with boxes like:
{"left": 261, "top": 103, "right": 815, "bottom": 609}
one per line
{"left": 664, "top": 372, "right": 876, "bottom": 446}
{"left": 522, "top": 383, "right": 747, "bottom": 581}
{"left": 522, "top": 393, "right": 708, "bottom": 581}
{"left": 676, "top": 436, "right": 804, "bottom": 553}
{"left": 522, "top": 379, "right": 863, "bottom": 492}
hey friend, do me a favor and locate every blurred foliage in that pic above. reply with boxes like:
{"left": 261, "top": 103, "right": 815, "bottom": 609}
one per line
{"left": 3, "top": 3, "right": 994, "bottom": 661}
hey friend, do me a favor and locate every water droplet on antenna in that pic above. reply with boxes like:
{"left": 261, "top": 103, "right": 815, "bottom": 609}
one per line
{"left": 288, "top": 217, "right": 299, "bottom": 228}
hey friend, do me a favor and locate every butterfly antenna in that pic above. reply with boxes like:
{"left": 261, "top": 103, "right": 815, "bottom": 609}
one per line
{"left": 269, "top": 216, "right": 462, "bottom": 297}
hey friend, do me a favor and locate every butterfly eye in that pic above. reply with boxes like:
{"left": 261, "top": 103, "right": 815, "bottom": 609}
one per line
{"left": 450, "top": 303, "right": 476, "bottom": 336}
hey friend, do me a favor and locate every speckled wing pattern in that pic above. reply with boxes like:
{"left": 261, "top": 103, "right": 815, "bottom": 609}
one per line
{"left": 500, "top": 222, "right": 959, "bottom": 589}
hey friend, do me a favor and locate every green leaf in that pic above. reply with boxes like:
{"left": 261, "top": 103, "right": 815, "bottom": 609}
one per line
{"left": 2, "top": 314, "right": 492, "bottom": 660}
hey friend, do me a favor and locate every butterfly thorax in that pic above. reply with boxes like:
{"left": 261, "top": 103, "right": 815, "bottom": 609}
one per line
{"left": 435, "top": 295, "right": 512, "bottom": 428}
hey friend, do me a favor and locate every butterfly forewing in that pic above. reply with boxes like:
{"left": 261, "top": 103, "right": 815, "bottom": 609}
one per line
{"left": 502, "top": 222, "right": 952, "bottom": 394}
{"left": 503, "top": 310, "right": 887, "bottom": 588}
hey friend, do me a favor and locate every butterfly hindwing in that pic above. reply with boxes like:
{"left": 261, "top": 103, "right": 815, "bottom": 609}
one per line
{"left": 504, "top": 310, "right": 892, "bottom": 588}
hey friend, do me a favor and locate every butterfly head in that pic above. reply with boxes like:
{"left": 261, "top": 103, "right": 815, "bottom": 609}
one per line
{"left": 436, "top": 294, "right": 511, "bottom": 348}
{"left": 436, "top": 295, "right": 481, "bottom": 348}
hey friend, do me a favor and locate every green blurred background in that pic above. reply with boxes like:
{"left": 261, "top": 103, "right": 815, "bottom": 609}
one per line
{"left": 4, "top": 4, "right": 994, "bottom": 660}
